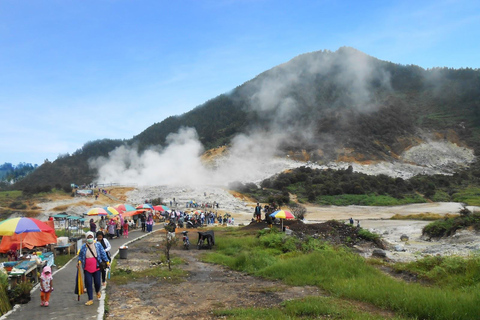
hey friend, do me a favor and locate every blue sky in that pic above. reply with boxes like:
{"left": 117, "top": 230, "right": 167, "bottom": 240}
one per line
{"left": 1, "top": 0, "right": 479, "bottom": 166}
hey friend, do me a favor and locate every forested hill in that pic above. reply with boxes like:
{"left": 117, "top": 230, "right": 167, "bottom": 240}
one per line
{"left": 12, "top": 47, "right": 480, "bottom": 189}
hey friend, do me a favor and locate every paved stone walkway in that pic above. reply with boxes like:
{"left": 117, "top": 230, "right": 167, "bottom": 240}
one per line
{"left": 2, "top": 225, "right": 163, "bottom": 320}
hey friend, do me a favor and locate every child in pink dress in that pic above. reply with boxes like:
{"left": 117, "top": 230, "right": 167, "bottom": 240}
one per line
{"left": 40, "top": 266, "right": 53, "bottom": 306}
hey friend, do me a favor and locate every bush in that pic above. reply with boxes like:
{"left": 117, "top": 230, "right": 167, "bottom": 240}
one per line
{"left": 7, "top": 281, "right": 32, "bottom": 306}
{"left": 8, "top": 201, "right": 27, "bottom": 209}
{"left": 150, "top": 197, "right": 164, "bottom": 206}
{"left": 0, "top": 272, "right": 11, "bottom": 315}
{"left": 422, "top": 212, "right": 480, "bottom": 238}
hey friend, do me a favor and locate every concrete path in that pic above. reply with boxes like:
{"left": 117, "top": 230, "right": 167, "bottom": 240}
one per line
{"left": 1, "top": 225, "right": 164, "bottom": 320}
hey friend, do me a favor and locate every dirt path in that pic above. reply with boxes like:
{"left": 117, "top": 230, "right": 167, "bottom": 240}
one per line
{"left": 106, "top": 231, "right": 323, "bottom": 319}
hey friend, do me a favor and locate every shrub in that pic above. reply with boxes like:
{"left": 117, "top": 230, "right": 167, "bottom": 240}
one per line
{"left": 8, "top": 201, "right": 27, "bottom": 210}
{"left": 422, "top": 212, "right": 480, "bottom": 238}
{"left": 0, "top": 272, "right": 11, "bottom": 315}
{"left": 8, "top": 281, "right": 32, "bottom": 305}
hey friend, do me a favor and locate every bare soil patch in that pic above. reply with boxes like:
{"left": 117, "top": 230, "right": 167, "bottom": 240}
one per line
{"left": 108, "top": 187, "right": 135, "bottom": 202}
{"left": 106, "top": 231, "right": 323, "bottom": 320}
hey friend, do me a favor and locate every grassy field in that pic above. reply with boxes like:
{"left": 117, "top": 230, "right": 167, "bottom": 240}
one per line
{"left": 451, "top": 187, "right": 480, "bottom": 206}
{"left": 214, "top": 295, "right": 411, "bottom": 320}
{"left": 390, "top": 213, "right": 459, "bottom": 220}
{"left": 202, "top": 229, "right": 480, "bottom": 320}
{"left": 313, "top": 194, "right": 426, "bottom": 206}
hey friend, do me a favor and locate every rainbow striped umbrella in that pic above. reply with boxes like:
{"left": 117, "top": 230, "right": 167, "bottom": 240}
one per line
{"left": 270, "top": 210, "right": 295, "bottom": 230}
{"left": 0, "top": 217, "right": 55, "bottom": 236}
{"left": 103, "top": 206, "right": 120, "bottom": 216}
{"left": 0, "top": 217, "right": 55, "bottom": 254}
{"left": 270, "top": 210, "right": 294, "bottom": 220}
{"left": 85, "top": 208, "right": 109, "bottom": 216}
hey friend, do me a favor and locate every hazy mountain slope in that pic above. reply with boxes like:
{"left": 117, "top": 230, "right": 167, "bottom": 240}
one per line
{"left": 12, "top": 47, "right": 480, "bottom": 189}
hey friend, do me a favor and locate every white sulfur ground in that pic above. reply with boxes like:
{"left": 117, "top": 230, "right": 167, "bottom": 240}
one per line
{"left": 34, "top": 140, "right": 479, "bottom": 262}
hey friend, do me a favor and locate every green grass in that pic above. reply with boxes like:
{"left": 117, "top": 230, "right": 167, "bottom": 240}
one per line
{"left": 315, "top": 194, "right": 426, "bottom": 206}
{"left": 393, "top": 255, "right": 480, "bottom": 289}
{"left": 203, "top": 230, "right": 480, "bottom": 320}
{"left": 451, "top": 187, "right": 480, "bottom": 206}
{"left": 430, "top": 190, "right": 451, "bottom": 202}
{"left": 54, "top": 253, "right": 76, "bottom": 268}
{"left": 214, "top": 296, "right": 410, "bottom": 320}
{"left": 391, "top": 213, "right": 458, "bottom": 221}
{"left": 0, "top": 190, "right": 22, "bottom": 201}
{"left": 109, "top": 256, "right": 187, "bottom": 285}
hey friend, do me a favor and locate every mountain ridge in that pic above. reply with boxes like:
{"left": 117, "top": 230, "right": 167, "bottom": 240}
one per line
{"left": 10, "top": 47, "right": 480, "bottom": 189}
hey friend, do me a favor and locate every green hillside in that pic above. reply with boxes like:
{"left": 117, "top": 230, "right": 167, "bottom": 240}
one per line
{"left": 10, "top": 47, "right": 480, "bottom": 189}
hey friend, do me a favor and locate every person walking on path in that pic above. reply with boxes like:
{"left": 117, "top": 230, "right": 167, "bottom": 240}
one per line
{"left": 78, "top": 231, "right": 109, "bottom": 306}
{"left": 140, "top": 213, "right": 146, "bottom": 232}
{"left": 115, "top": 219, "right": 122, "bottom": 238}
{"left": 39, "top": 266, "right": 53, "bottom": 307}
{"left": 98, "top": 217, "right": 106, "bottom": 232}
{"left": 146, "top": 213, "right": 154, "bottom": 232}
{"left": 119, "top": 214, "right": 124, "bottom": 237}
{"left": 96, "top": 231, "right": 111, "bottom": 286}
{"left": 123, "top": 220, "right": 129, "bottom": 238}
{"left": 107, "top": 219, "right": 116, "bottom": 240}
{"left": 89, "top": 219, "right": 97, "bottom": 233}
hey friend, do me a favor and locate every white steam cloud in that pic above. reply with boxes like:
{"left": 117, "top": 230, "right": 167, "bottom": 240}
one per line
{"left": 90, "top": 128, "right": 208, "bottom": 186}
{"left": 90, "top": 127, "right": 301, "bottom": 186}
{"left": 90, "top": 48, "right": 393, "bottom": 187}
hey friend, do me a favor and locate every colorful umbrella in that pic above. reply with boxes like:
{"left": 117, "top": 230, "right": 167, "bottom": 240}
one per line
{"left": 115, "top": 204, "right": 136, "bottom": 213}
{"left": 0, "top": 217, "right": 55, "bottom": 236}
{"left": 136, "top": 204, "right": 154, "bottom": 210}
{"left": 103, "top": 206, "right": 120, "bottom": 216}
{"left": 85, "top": 208, "right": 109, "bottom": 216}
{"left": 270, "top": 210, "right": 294, "bottom": 219}
{"left": 153, "top": 205, "right": 170, "bottom": 212}
{"left": 0, "top": 217, "right": 55, "bottom": 254}
{"left": 270, "top": 210, "right": 295, "bottom": 231}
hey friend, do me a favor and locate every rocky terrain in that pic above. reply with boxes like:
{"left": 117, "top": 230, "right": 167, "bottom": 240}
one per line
{"left": 27, "top": 138, "right": 479, "bottom": 263}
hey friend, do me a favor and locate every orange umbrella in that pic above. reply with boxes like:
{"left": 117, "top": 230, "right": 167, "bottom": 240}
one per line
{"left": 122, "top": 210, "right": 144, "bottom": 217}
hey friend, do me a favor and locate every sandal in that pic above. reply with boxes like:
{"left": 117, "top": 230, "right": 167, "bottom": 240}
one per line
{"left": 85, "top": 300, "right": 93, "bottom": 306}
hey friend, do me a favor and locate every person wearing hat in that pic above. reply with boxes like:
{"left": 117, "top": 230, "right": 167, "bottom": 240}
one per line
{"left": 77, "top": 231, "right": 109, "bottom": 306}
{"left": 40, "top": 265, "right": 53, "bottom": 307}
